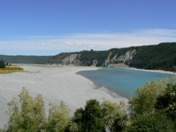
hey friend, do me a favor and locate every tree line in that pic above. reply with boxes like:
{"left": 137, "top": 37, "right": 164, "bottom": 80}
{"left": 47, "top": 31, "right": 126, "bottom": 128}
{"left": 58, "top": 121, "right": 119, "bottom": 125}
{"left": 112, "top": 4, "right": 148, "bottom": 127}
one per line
{"left": 0, "top": 60, "right": 6, "bottom": 68}
{"left": 0, "top": 76, "right": 176, "bottom": 132}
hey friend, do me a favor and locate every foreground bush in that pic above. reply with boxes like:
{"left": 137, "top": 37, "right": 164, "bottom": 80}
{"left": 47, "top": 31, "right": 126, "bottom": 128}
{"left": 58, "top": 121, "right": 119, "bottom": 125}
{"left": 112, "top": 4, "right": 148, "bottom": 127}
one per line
{"left": 2, "top": 76, "right": 176, "bottom": 131}
{"left": 102, "top": 100, "right": 129, "bottom": 132}
{"left": 68, "top": 99, "right": 105, "bottom": 132}
{"left": 4, "top": 88, "right": 128, "bottom": 132}
{"left": 127, "top": 112, "right": 175, "bottom": 132}
{"left": 6, "top": 88, "right": 70, "bottom": 132}
{"left": 65, "top": 99, "right": 129, "bottom": 132}
{"left": 46, "top": 102, "right": 70, "bottom": 132}
{"left": 130, "top": 78, "right": 171, "bottom": 116}
{"left": 7, "top": 88, "right": 46, "bottom": 132}
{"left": 156, "top": 83, "right": 176, "bottom": 121}
{"left": 129, "top": 76, "right": 176, "bottom": 131}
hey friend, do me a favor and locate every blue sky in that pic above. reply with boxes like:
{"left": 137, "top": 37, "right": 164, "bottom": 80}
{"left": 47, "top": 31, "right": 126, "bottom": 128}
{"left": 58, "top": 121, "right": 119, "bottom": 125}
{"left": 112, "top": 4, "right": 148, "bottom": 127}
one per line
{"left": 0, "top": 0, "right": 176, "bottom": 55}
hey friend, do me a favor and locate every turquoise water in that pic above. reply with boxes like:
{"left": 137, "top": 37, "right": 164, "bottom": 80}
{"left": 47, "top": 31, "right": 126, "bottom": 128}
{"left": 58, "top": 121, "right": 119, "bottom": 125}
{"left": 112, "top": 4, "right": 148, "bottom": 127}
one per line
{"left": 77, "top": 67, "right": 174, "bottom": 99}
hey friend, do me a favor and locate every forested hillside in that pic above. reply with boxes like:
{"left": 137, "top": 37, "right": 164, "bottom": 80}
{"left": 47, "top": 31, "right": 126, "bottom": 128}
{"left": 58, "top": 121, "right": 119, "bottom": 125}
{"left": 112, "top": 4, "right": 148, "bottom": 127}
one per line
{"left": 52, "top": 42, "right": 176, "bottom": 71}
{"left": 129, "top": 43, "right": 176, "bottom": 70}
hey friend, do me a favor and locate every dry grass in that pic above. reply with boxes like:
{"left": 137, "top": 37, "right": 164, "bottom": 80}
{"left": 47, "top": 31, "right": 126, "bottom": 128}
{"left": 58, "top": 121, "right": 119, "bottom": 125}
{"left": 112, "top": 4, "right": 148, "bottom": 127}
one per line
{"left": 0, "top": 66, "right": 24, "bottom": 74}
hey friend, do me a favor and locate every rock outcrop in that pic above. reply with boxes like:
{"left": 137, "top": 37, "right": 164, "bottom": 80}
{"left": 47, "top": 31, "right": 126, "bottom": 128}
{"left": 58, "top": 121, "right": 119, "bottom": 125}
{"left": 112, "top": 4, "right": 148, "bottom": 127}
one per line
{"left": 52, "top": 49, "right": 136, "bottom": 66}
{"left": 117, "top": 49, "right": 136, "bottom": 64}
{"left": 62, "top": 54, "right": 79, "bottom": 65}
{"left": 105, "top": 52, "right": 112, "bottom": 66}
{"left": 105, "top": 50, "right": 136, "bottom": 66}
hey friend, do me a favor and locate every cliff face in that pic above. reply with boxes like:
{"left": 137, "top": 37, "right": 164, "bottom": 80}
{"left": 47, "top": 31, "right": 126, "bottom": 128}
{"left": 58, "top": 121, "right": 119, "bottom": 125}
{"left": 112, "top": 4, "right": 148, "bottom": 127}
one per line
{"left": 62, "top": 54, "right": 80, "bottom": 65}
{"left": 52, "top": 49, "right": 136, "bottom": 66}
{"left": 105, "top": 49, "right": 136, "bottom": 66}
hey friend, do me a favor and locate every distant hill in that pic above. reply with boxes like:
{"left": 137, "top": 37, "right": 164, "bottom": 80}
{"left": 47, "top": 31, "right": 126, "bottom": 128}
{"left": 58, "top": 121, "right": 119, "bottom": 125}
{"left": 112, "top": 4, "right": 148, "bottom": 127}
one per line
{"left": 0, "top": 42, "right": 176, "bottom": 71}
{"left": 50, "top": 42, "right": 176, "bottom": 71}
{"left": 0, "top": 55, "right": 52, "bottom": 64}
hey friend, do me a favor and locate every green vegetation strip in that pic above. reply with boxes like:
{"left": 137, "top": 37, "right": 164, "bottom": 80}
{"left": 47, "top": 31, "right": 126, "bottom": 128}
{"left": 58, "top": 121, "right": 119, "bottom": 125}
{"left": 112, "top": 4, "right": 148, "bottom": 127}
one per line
{"left": 0, "top": 66, "right": 24, "bottom": 73}
{"left": 0, "top": 76, "right": 176, "bottom": 131}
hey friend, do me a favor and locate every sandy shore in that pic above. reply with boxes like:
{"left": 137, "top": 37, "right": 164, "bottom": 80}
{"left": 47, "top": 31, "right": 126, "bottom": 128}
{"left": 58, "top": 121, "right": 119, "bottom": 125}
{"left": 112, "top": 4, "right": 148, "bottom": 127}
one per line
{"left": 0, "top": 64, "right": 127, "bottom": 128}
{"left": 110, "top": 63, "right": 175, "bottom": 75}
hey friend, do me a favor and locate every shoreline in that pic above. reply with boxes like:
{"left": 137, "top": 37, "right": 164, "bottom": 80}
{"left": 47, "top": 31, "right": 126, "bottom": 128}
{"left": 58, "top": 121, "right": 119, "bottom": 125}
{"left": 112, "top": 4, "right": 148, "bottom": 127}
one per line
{"left": 107, "top": 64, "right": 175, "bottom": 75}
{"left": 124, "top": 67, "right": 176, "bottom": 75}
{"left": 14, "top": 63, "right": 176, "bottom": 75}
{"left": 78, "top": 65, "right": 175, "bottom": 100}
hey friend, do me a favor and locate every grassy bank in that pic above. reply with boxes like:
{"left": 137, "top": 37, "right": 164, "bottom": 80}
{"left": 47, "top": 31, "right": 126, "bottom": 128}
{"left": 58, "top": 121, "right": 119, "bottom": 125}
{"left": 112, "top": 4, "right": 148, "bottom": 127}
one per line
{"left": 0, "top": 66, "right": 24, "bottom": 73}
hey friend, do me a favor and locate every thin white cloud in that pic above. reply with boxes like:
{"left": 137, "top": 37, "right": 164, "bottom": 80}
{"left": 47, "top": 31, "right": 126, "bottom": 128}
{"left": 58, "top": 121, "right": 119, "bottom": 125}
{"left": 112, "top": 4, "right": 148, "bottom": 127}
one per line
{"left": 0, "top": 28, "right": 176, "bottom": 55}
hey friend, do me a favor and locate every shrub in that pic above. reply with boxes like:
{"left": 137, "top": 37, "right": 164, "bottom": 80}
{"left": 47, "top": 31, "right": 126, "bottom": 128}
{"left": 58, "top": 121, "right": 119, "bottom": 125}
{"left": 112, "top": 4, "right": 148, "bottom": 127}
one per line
{"left": 102, "top": 100, "right": 129, "bottom": 132}
{"left": 69, "top": 99, "right": 105, "bottom": 132}
{"left": 7, "top": 88, "right": 46, "bottom": 132}
{"left": 0, "top": 66, "right": 24, "bottom": 74}
{"left": 130, "top": 78, "right": 169, "bottom": 116}
{"left": 127, "top": 112, "right": 175, "bottom": 132}
{"left": 46, "top": 102, "right": 70, "bottom": 132}
{"left": 156, "top": 83, "right": 176, "bottom": 120}
{"left": 6, "top": 88, "right": 70, "bottom": 132}
{"left": 67, "top": 99, "right": 129, "bottom": 132}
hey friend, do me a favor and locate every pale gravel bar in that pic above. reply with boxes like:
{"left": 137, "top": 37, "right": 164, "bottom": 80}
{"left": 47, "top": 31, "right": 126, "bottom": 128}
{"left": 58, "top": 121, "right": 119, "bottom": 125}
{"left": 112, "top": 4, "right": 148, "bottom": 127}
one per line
{"left": 0, "top": 64, "right": 127, "bottom": 128}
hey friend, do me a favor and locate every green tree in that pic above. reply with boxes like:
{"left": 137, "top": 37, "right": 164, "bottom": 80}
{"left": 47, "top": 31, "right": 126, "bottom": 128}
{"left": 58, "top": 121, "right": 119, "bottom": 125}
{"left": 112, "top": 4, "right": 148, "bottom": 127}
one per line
{"left": 130, "top": 79, "right": 169, "bottom": 116}
{"left": 156, "top": 83, "right": 176, "bottom": 121}
{"left": 83, "top": 99, "right": 105, "bottom": 132}
{"left": 65, "top": 121, "right": 79, "bottom": 132}
{"left": 7, "top": 88, "right": 46, "bottom": 132}
{"left": 127, "top": 112, "right": 175, "bottom": 132}
{"left": 70, "top": 99, "right": 105, "bottom": 132}
{"left": 46, "top": 101, "right": 70, "bottom": 132}
{"left": 69, "top": 108, "right": 84, "bottom": 131}
{"left": 102, "top": 100, "right": 129, "bottom": 132}
{"left": 6, "top": 88, "right": 70, "bottom": 132}
{"left": 0, "top": 59, "right": 5, "bottom": 68}
{"left": 128, "top": 77, "right": 176, "bottom": 131}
